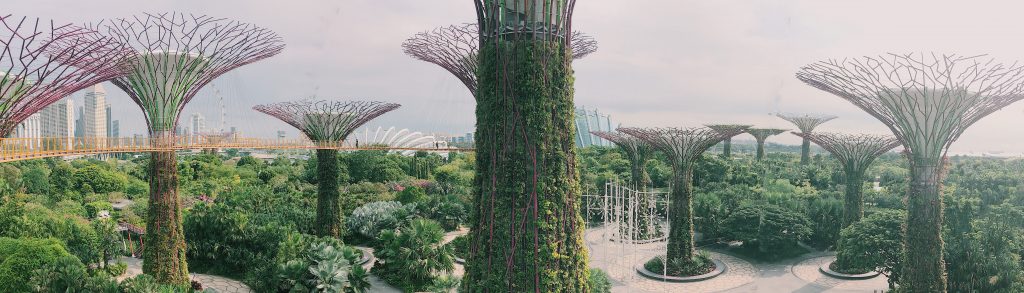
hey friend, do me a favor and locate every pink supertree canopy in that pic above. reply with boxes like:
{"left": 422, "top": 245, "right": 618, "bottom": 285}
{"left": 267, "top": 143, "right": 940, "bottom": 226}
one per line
{"left": 0, "top": 14, "right": 131, "bottom": 137}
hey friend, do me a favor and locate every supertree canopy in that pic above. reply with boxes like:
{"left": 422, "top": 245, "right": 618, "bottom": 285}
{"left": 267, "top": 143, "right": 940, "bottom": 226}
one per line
{"left": 792, "top": 132, "right": 899, "bottom": 226}
{"left": 706, "top": 124, "right": 752, "bottom": 158}
{"left": 0, "top": 15, "right": 130, "bottom": 137}
{"left": 797, "top": 53, "right": 1024, "bottom": 292}
{"left": 254, "top": 100, "right": 400, "bottom": 238}
{"left": 463, "top": 0, "right": 590, "bottom": 291}
{"left": 402, "top": 22, "right": 597, "bottom": 97}
{"left": 745, "top": 128, "right": 787, "bottom": 161}
{"left": 620, "top": 126, "right": 746, "bottom": 268}
{"left": 98, "top": 12, "right": 284, "bottom": 285}
{"left": 591, "top": 130, "right": 658, "bottom": 239}
{"left": 776, "top": 113, "right": 837, "bottom": 165}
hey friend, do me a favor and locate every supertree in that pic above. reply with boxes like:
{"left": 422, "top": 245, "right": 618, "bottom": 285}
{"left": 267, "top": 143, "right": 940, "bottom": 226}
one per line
{"left": 706, "top": 124, "right": 752, "bottom": 158}
{"left": 797, "top": 53, "right": 1024, "bottom": 292}
{"left": 590, "top": 130, "right": 657, "bottom": 239}
{"left": 620, "top": 126, "right": 747, "bottom": 268}
{"left": 776, "top": 113, "right": 837, "bottom": 165}
{"left": 0, "top": 15, "right": 129, "bottom": 138}
{"left": 462, "top": 1, "right": 589, "bottom": 291}
{"left": 254, "top": 100, "right": 400, "bottom": 238}
{"left": 97, "top": 12, "right": 284, "bottom": 284}
{"left": 402, "top": 22, "right": 597, "bottom": 97}
{"left": 792, "top": 132, "right": 899, "bottom": 226}
{"left": 745, "top": 128, "right": 787, "bottom": 161}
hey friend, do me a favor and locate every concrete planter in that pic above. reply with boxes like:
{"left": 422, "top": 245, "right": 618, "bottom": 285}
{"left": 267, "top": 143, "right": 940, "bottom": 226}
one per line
{"left": 636, "top": 258, "right": 727, "bottom": 283}
{"left": 819, "top": 261, "right": 880, "bottom": 280}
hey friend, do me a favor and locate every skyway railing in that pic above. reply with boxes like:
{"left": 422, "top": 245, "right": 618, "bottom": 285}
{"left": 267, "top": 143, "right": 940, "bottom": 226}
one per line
{"left": 0, "top": 136, "right": 472, "bottom": 162}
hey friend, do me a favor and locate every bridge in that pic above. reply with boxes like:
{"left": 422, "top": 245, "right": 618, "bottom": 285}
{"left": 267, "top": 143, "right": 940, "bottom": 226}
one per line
{"left": 0, "top": 136, "right": 473, "bottom": 163}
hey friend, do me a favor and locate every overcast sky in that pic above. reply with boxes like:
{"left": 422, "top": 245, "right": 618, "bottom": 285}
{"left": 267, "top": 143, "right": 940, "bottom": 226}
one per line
{"left": 13, "top": 0, "right": 1024, "bottom": 154}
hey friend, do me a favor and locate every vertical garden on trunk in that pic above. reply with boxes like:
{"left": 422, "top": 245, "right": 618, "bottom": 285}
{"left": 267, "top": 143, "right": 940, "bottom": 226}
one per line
{"left": 463, "top": 1, "right": 590, "bottom": 291}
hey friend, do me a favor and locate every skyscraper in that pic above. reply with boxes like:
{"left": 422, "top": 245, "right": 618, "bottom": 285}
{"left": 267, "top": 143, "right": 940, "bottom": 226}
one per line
{"left": 40, "top": 97, "right": 75, "bottom": 150}
{"left": 106, "top": 104, "right": 114, "bottom": 138}
{"left": 191, "top": 113, "right": 205, "bottom": 136}
{"left": 11, "top": 113, "right": 41, "bottom": 139}
{"left": 83, "top": 84, "right": 108, "bottom": 148}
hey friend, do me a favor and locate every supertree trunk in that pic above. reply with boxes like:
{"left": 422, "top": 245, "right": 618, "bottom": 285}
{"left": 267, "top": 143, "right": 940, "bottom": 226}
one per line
{"left": 465, "top": 40, "right": 588, "bottom": 292}
{"left": 630, "top": 158, "right": 656, "bottom": 238}
{"left": 800, "top": 138, "right": 811, "bottom": 164}
{"left": 666, "top": 164, "right": 695, "bottom": 262}
{"left": 842, "top": 168, "right": 865, "bottom": 227}
{"left": 755, "top": 141, "right": 766, "bottom": 160}
{"left": 902, "top": 160, "right": 946, "bottom": 292}
{"left": 143, "top": 132, "right": 188, "bottom": 284}
{"left": 723, "top": 137, "right": 733, "bottom": 157}
{"left": 315, "top": 149, "right": 342, "bottom": 237}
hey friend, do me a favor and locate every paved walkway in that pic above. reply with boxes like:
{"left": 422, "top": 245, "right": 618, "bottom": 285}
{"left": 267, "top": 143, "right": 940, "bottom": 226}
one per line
{"left": 584, "top": 226, "right": 891, "bottom": 293}
{"left": 118, "top": 257, "right": 253, "bottom": 293}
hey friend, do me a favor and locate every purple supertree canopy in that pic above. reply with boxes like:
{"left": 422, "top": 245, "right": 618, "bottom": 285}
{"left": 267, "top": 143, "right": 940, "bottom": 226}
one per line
{"left": 402, "top": 23, "right": 597, "bottom": 97}
{"left": 253, "top": 99, "right": 401, "bottom": 143}
{"left": 0, "top": 15, "right": 130, "bottom": 137}
{"left": 96, "top": 12, "right": 285, "bottom": 134}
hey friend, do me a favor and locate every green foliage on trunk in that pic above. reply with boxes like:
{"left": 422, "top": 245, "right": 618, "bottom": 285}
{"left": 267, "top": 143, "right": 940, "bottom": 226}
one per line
{"left": 464, "top": 39, "right": 589, "bottom": 292}
{"left": 143, "top": 150, "right": 189, "bottom": 285}
{"left": 315, "top": 149, "right": 344, "bottom": 238}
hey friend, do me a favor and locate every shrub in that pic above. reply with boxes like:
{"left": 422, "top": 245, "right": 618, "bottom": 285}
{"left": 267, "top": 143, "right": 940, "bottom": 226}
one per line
{"left": 0, "top": 237, "right": 78, "bottom": 292}
{"left": 588, "top": 268, "right": 612, "bottom": 293}
{"left": 346, "top": 201, "right": 412, "bottom": 239}
{"left": 643, "top": 251, "right": 714, "bottom": 277}
{"left": 804, "top": 197, "right": 843, "bottom": 248}
{"left": 108, "top": 261, "right": 128, "bottom": 276}
{"left": 397, "top": 186, "right": 428, "bottom": 204}
{"left": 261, "top": 235, "right": 370, "bottom": 293}
{"left": 183, "top": 202, "right": 290, "bottom": 278}
{"left": 834, "top": 209, "right": 904, "bottom": 289}
{"left": 340, "top": 182, "right": 393, "bottom": 217}
{"left": 85, "top": 200, "right": 113, "bottom": 218}
{"left": 722, "top": 203, "right": 812, "bottom": 257}
{"left": 373, "top": 219, "right": 454, "bottom": 292}
{"left": 448, "top": 234, "right": 469, "bottom": 259}
{"left": 27, "top": 254, "right": 90, "bottom": 292}
{"left": 423, "top": 195, "right": 467, "bottom": 231}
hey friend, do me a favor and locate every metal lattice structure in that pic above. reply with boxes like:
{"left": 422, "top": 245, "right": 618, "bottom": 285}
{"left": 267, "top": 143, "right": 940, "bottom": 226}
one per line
{"left": 619, "top": 126, "right": 746, "bottom": 266}
{"left": 99, "top": 12, "right": 285, "bottom": 135}
{"left": 253, "top": 100, "right": 401, "bottom": 143}
{"left": 95, "top": 12, "right": 284, "bottom": 285}
{"left": 0, "top": 15, "right": 130, "bottom": 137}
{"left": 403, "top": 22, "right": 597, "bottom": 97}
{"left": 591, "top": 130, "right": 659, "bottom": 240}
{"left": 706, "top": 124, "right": 752, "bottom": 158}
{"left": 792, "top": 132, "right": 899, "bottom": 226}
{"left": 745, "top": 128, "right": 787, "bottom": 160}
{"left": 776, "top": 113, "right": 837, "bottom": 165}
{"left": 796, "top": 53, "right": 1024, "bottom": 292}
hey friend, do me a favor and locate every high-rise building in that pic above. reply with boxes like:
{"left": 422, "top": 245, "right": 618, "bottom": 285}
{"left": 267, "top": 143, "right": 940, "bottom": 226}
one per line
{"left": 11, "top": 113, "right": 41, "bottom": 138}
{"left": 83, "top": 84, "right": 108, "bottom": 148}
{"left": 106, "top": 104, "right": 114, "bottom": 138}
{"left": 191, "top": 113, "right": 205, "bottom": 136}
{"left": 40, "top": 98, "right": 75, "bottom": 150}
{"left": 277, "top": 130, "right": 286, "bottom": 139}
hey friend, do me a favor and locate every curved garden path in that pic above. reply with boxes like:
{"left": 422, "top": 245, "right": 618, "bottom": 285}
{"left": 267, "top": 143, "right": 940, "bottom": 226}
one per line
{"left": 118, "top": 257, "right": 253, "bottom": 293}
{"left": 583, "top": 226, "right": 891, "bottom": 293}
